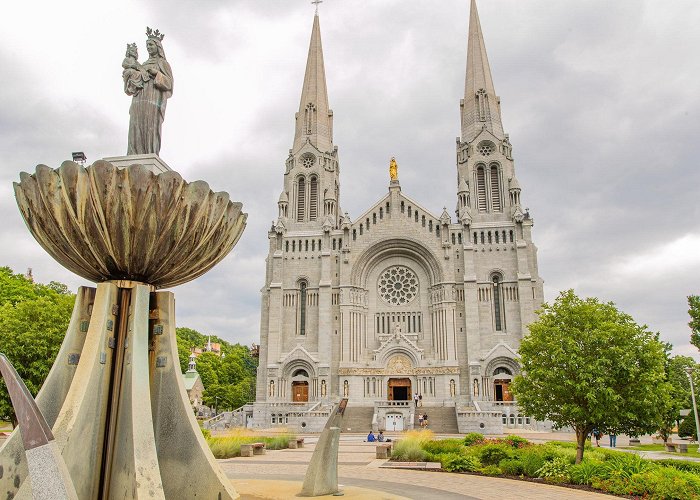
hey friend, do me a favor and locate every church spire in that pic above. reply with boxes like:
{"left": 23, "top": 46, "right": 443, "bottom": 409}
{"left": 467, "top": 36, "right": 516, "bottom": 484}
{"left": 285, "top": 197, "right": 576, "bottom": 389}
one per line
{"left": 461, "top": 0, "right": 504, "bottom": 142}
{"left": 293, "top": 13, "right": 334, "bottom": 153}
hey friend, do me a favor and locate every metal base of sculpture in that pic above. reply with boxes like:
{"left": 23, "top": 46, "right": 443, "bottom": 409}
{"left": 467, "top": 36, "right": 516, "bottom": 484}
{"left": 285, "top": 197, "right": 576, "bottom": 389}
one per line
{"left": 8, "top": 145, "right": 245, "bottom": 498}
{"left": 300, "top": 399, "right": 348, "bottom": 497}
{"left": 0, "top": 282, "right": 237, "bottom": 499}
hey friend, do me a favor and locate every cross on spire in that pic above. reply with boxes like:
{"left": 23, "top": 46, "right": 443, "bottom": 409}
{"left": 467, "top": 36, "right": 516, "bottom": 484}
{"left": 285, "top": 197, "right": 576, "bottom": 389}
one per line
{"left": 311, "top": 0, "right": 323, "bottom": 14}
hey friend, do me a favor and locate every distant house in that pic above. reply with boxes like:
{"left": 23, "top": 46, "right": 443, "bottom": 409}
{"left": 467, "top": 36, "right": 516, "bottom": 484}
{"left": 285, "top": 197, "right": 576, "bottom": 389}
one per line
{"left": 190, "top": 336, "right": 222, "bottom": 357}
{"left": 183, "top": 353, "right": 206, "bottom": 414}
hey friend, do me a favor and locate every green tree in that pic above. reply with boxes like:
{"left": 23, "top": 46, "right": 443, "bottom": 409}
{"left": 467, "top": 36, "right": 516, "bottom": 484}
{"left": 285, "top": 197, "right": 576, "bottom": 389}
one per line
{"left": 689, "top": 295, "right": 700, "bottom": 351}
{"left": 511, "top": 290, "right": 669, "bottom": 464}
{"left": 0, "top": 267, "right": 74, "bottom": 425}
{"left": 174, "top": 325, "right": 258, "bottom": 412}
{"left": 658, "top": 355, "right": 697, "bottom": 443}
{"left": 679, "top": 411, "right": 698, "bottom": 440}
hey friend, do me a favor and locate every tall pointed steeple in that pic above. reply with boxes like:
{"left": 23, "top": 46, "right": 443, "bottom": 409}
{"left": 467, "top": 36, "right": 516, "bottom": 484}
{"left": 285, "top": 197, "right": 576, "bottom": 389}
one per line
{"left": 293, "top": 13, "right": 334, "bottom": 153}
{"left": 277, "top": 11, "right": 340, "bottom": 230}
{"left": 461, "top": 0, "right": 504, "bottom": 142}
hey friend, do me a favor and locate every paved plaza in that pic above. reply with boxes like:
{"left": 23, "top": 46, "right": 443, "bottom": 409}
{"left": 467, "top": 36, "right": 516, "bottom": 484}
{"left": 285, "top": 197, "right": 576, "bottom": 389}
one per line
{"left": 219, "top": 433, "right": 614, "bottom": 499}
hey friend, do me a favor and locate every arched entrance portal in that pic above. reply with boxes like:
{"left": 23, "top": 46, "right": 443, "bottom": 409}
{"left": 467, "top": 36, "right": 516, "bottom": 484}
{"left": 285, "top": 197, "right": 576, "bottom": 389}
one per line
{"left": 387, "top": 378, "right": 411, "bottom": 401}
{"left": 292, "top": 381, "right": 309, "bottom": 402}
{"left": 493, "top": 366, "right": 513, "bottom": 402}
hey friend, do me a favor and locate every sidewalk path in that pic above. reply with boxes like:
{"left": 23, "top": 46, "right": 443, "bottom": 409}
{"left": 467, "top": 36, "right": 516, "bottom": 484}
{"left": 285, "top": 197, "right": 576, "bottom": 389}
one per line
{"left": 219, "top": 434, "right": 613, "bottom": 499}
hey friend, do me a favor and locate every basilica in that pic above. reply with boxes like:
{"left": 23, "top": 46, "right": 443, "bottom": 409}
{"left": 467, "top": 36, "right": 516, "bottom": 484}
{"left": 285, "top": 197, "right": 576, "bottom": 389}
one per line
{"left": 252, "top": 0, "right": 545, "bottom": 433}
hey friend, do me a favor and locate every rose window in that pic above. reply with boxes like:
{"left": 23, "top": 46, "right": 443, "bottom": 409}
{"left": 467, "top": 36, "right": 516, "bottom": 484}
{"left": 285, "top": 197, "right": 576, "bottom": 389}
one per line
{"left": 378, "top": 266, "right": 418, "bottom": 305}
{"left": 477, "top": 141, "right": 495, "bottom": 156}
{"left": 301, "top": 153, "right": 315, "bottom": 168}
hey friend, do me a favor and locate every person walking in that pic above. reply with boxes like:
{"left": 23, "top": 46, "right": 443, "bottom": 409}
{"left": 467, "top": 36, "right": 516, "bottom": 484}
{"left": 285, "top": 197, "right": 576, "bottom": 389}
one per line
{"left": 418, "top": 413, "right": 424, "bottom": 428}
{"left": 418, "top": 393, "right": 423, "bottom": 407}
{"left": 609, "top": 433, "right": 617, "bottom": 448}
{"left": 593, "top": 428, "right": 601, "bottom": 447}
{"left": 413, "top": 392, "right": 419, "bottom": 407}
{"left": 423, "top": 413, "right": 428, "bottom": 428}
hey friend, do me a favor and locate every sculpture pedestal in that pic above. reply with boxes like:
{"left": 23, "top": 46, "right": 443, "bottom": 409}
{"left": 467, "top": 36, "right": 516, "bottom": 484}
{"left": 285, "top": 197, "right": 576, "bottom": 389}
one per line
{"left": 102, "top": 154, "right": 171, "bottom": 173}
{"left": 0, "top": 283, "right": 237, "bottom": 499}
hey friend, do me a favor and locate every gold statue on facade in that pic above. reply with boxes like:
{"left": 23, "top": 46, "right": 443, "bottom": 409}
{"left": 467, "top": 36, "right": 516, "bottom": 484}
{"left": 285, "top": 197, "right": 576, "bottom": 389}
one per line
{"left": 389, "top": 156, "right": 398, "bottom": 180}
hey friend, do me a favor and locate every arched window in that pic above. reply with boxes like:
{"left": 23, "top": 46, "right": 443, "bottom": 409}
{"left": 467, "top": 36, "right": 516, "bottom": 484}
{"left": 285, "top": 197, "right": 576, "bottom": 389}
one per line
{"left": 490, "top": 165, "right": 501, "bottom": 212}
{"left": 492, "top": 274, "right": 505, "bottom": 331}
{"left": 494, "top": 367, "right": 512, "bottom": 376}
{"left": 297, "top": 177, "right": 306, "bottom": 222}
{"left": 309, "top": 176, "right": 318, "bottom": 221}
{"left": 292, "top": 369, "right": 309, "bottom": 377}
{"left": 476, "top": 165, "right": 487, "bottom": 212}
{"left": 299, "top": 281, "right": 308, "bottom": 335}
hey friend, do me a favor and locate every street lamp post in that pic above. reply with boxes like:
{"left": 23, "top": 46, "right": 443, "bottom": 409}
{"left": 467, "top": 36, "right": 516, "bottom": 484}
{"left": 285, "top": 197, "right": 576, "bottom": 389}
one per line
{"left": 685, "top": 367, "right": 700, "bottom": 443}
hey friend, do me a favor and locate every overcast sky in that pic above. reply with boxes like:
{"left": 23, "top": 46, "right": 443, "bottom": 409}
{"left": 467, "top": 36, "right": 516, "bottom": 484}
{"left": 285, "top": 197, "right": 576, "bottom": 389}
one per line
{"left": 1, "top": 0, "right": 698, "bottom": 358}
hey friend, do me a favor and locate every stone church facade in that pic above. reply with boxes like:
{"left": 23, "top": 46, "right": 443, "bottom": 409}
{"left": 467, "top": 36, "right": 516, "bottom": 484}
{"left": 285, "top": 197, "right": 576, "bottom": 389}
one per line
{"left": 252, "top": 1, "right": 545, "bottom": 432}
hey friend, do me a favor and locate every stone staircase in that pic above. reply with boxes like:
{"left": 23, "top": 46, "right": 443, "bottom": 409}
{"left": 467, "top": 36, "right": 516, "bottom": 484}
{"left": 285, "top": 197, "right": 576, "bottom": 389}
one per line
{"left": 415, "top": 406, "right": 459, "bottom": 434}
{"left": 341, "top": 406, "right": 375, "bottom": 433}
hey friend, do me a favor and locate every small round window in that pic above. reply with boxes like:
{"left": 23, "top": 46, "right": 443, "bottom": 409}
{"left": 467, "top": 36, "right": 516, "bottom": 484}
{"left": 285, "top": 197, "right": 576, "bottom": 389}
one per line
{"left": 301, "top": 153, "right": 315, "bottom": 168}
{"left": 477, "top": 141, "right": 495, "bottom": 156}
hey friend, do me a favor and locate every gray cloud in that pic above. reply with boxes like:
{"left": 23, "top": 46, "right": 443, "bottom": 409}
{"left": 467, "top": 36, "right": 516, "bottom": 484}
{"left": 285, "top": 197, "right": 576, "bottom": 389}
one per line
{"left": 1, "top": 0, "right": 698, "bottom": 357}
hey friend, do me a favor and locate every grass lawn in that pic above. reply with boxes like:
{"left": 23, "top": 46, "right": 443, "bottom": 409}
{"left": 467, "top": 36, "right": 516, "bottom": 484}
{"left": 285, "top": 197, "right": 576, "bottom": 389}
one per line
{"left": 626, "top": 443, "right": 700, "bottom": 458}
{"left": 0, "top": 421, "right": 12, "bottom": 432}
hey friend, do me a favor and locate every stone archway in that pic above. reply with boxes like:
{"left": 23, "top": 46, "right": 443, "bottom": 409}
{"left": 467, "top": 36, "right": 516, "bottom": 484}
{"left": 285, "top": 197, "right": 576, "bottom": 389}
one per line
{"left": 387, "top": 378, "right": 411, "bottom": 401}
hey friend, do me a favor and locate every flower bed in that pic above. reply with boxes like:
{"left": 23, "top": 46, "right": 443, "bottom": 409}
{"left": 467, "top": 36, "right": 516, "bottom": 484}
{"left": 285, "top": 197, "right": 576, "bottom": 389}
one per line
{"left": 205, "top": 428, "right": 296, "bottom": 458}
{"left": 390, "top": 432, "right": 700, "bottom": 499}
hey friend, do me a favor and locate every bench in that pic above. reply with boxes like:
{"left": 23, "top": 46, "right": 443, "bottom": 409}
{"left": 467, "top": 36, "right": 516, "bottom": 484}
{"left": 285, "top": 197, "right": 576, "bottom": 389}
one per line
{"left": 376, "top": 443, "right": 392, "bottom": 459}
{"left": 240, "top": 442, "right": 266, "bottom": 457}
{"left": 288, "top": 437, "right": 305, "bottom": 449}
{"left": 665, "top": 443, "right": 689, "bottom": 453}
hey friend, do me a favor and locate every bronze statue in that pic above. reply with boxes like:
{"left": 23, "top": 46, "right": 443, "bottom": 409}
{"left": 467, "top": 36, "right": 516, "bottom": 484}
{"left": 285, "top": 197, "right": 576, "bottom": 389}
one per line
{"left": 124, "top": 28, "right": 173, "bottom": 156}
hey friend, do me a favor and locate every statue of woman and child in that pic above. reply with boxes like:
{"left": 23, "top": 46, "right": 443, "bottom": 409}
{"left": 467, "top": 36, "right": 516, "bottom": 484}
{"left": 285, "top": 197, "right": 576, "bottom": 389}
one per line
{"left": 122, "top": 27, "right": 173, "bottom": 156}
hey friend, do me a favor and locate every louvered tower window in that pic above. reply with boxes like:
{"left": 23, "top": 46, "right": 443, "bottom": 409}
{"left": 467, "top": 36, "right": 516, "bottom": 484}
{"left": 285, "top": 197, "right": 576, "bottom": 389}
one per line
{"left": 492, "top": 274, "right": 505, "bottom": 331}
{"left": 298, "top": 281, "right": 307, "bottom": 335}
{"left": 297, "top": 177, "right": 306, "bottom": 222}
{"left": 476, "top": 166, "right": 487, "bottom": 212}
{"left": 309, "top": 176, "right": 318, "bottom": 221}
{"left": 490, "top": 165, "right": 501, "bottom": 212}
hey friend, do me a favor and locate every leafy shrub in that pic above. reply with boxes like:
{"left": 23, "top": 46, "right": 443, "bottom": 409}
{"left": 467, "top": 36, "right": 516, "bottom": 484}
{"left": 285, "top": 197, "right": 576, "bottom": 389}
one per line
{"left": 520, "top": 449, "right": 547, "bottom": 477}
{"left": 599, "top": 453, "right": 656, "bottom": 480}
{"left": 480, "top": 464, "right": 502, "bottom": 476}
{"left": 679, "top": 412, "right": 698, "bottom": 440}
{"left": 549, "top": 446, "right": 577, "bottom": 464}
{"left": 593, "top": 468, "right": 700, "bottom": 498}
{"left": 201, "top": 427, "right": 211, "bottom": 440}
{"left": 479, "top": 444, "right": 511, "bottom": 465}
{"left": 499, "top": 458, "right": 524, "bottom": 475}
{"left": 463, "top": 432, "right": 485, "bottom": 446}
{"left": 631, "top": 468, "right": 700, "bottom": 499}
{"left": 501, "top": 435, "right": 529, "bottom": 448}
{"left": 423, "top": 439, "right": 465, "bottom": 455}
{"left": 655, "top": 459, "right": 700, "bottom": 475}
{"left": 569, "top": 460, "right": 605, "bottom": 485}
{"left": 535, "top": 457, "right": 570, "bottom": 482}
{"left": 392, "top": 439, "right": 427, "bottom": 461}
{"left": 441, "top": 453, "right": 481, "bottom": 472}
{"left": 207, "top": 431, "right": 295, "bottom": 458}
{"left": 585, "top": 449, "right": 608, "bottom": 462}
{"left": 538, "top": 444, "right": 566, "bottom": 461}
{"left": 546, "top": 440, "right": 591, "bottom": 451}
